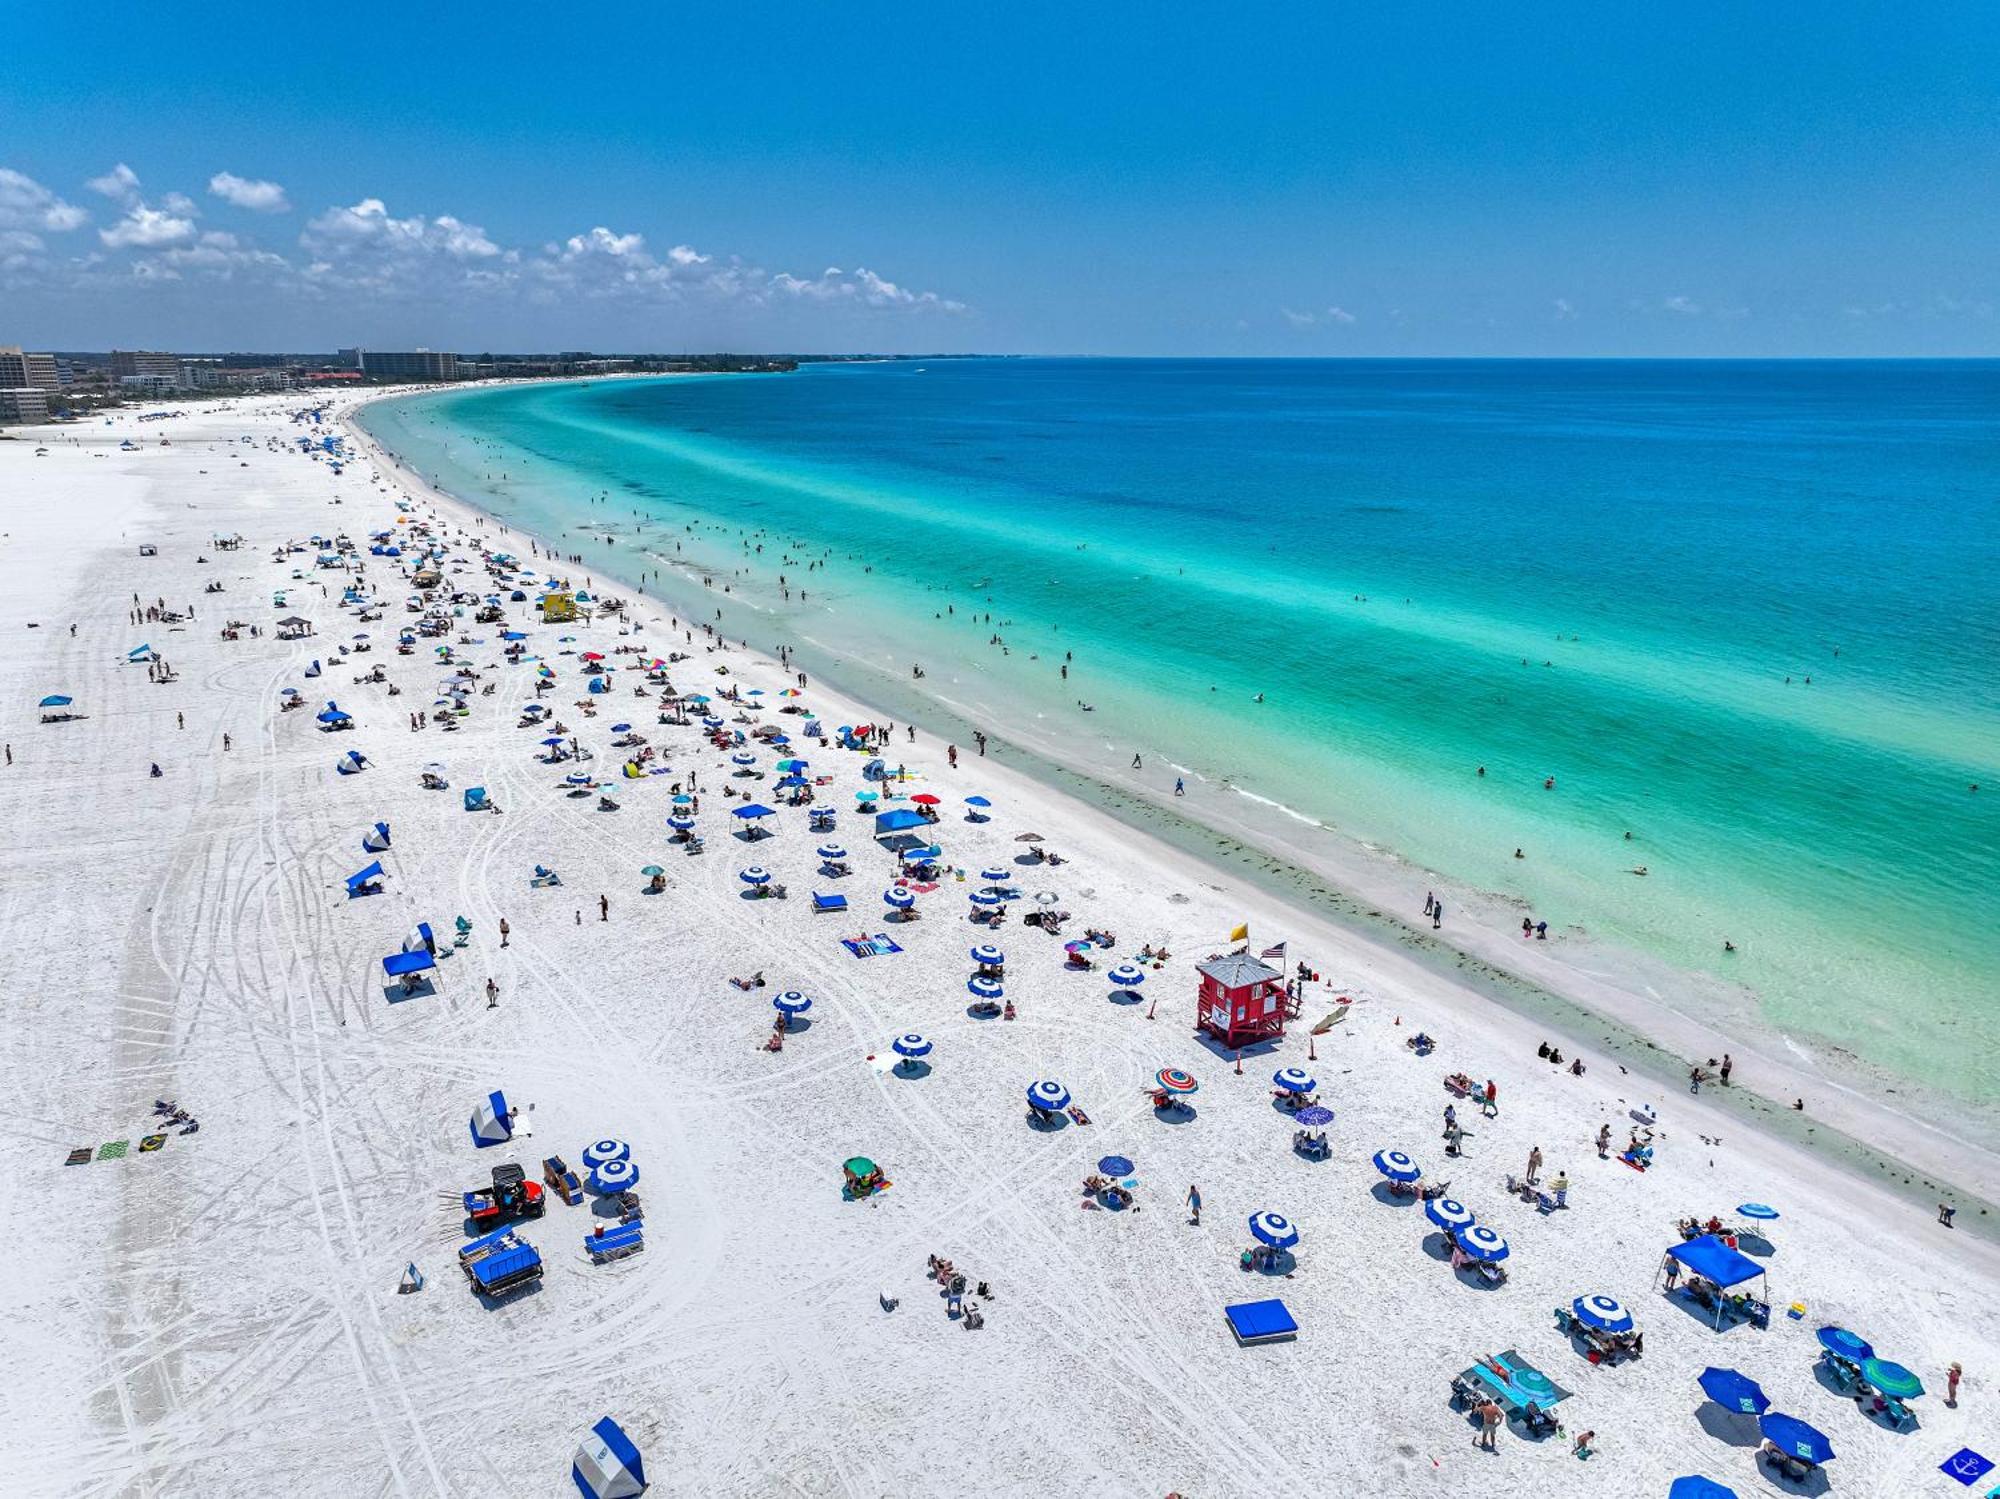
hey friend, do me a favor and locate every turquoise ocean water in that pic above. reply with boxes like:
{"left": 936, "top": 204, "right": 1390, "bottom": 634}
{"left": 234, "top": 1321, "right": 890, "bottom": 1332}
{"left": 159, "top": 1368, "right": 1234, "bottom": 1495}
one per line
{"left": 357, "top": 359, "right": 2000, "bottom": 1113}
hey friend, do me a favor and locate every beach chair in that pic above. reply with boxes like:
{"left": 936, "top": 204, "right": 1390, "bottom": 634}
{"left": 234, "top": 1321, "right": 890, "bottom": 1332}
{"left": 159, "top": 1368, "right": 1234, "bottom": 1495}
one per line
{"left": 812, "top": 891, "right": 848, "bottom": 914}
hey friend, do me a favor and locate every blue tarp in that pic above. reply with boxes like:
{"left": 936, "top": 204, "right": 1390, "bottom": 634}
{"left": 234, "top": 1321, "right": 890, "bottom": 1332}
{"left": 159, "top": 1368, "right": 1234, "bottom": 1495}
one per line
{"left": 346, "top": 861, "right": 384, "bottom": 893}
{"left": 382, "top": 949, "right": 435, "bottom": 977}
{"left": 1224, "top": 1298, "right": 1298, "bottom": 1343}
{"left": 874, "top": 808, "right": 928, "bottom": 834}
{"left": 1667, "top": 1235, "right": 1765, "bottom": 1289}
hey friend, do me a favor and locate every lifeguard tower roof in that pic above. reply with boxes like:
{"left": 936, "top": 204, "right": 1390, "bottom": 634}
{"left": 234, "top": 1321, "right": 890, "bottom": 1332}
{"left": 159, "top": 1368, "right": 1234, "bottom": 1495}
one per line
{"left": 1197, "top": 952, "right": 1282, "bottom": 988}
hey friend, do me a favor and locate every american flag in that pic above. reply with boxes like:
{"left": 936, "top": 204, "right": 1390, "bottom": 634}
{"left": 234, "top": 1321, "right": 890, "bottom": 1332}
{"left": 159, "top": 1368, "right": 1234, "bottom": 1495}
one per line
{"left": 1261, "top": 941, "right": 1287, "bottom": 963}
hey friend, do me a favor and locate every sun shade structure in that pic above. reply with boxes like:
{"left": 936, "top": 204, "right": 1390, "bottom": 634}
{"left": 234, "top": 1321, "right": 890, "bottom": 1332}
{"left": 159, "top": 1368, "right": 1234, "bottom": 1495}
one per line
{"left": 1697, "top": 1366, "right": 1769, "bottom": 1415}
{"left": 1572, "top": 1295, "right": 1634, "bottom": 1333}
{"left": 1459, "top": 1225, "right": 1509, "bottom": 1262}
{"left": 892, "top": 1033, "right": 932, "bottom": 1060}
{"left": 1662, "top": 1235, "right": 1769, "bottom": 1328}
{"left": 470, "top": 1090, "right": 511, "bottom": 1147}
{"left": 1757, "top": 1412, "right": 1834, "bottom": 1466}
{"left": 1372, "top": 1149, "right": 1421, "bottom": 1182}
{"left": 1426, "top": 1198, "right": 1475, "bottom": 1232}
{"left": 1027, "top": 1080, "right": 1070, "bottom": 1113}
{"left": 1668, "top": 1480, "right": 1738, "bottom": 1499}
{"left": 1248, "top": 1210, "right": 1299, "bottom": 1249}
{"left": 1272, "top": 1067, "right": 1315, "bottom": 1094}
{"left": 582, "top": 1139, "right": 629, "bottom": 1169}
{"left": 589, "top": 1159, "right": 640, "bottom": 1194}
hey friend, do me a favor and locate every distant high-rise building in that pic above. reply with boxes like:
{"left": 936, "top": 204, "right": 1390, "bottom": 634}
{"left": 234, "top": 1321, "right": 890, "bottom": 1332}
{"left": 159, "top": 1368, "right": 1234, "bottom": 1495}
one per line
{"left": 0, "top": 347, "right": 63, "bottom": 392}
{"left": 359, "top": 349, "right": 459, "bottom": 381}
{"left": 336, "top": 347, "right": 362, "bottom": 369}
{"left": 111, "top": 350, "right": 182, "bottom": 382}
{"left": 0, "top": 387, "right": 51, "bottom": 425}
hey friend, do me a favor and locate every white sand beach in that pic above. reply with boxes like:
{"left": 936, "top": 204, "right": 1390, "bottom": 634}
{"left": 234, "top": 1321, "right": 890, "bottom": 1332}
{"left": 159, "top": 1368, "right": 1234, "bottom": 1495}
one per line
{"left": 5, "top": 392, "right": 1997, "bottom": 1498}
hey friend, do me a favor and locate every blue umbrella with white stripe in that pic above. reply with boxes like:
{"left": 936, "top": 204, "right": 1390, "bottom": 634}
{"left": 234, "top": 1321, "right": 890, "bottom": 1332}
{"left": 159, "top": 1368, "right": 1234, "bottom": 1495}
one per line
{"left": 589, "top": 1158, "right": 640, "bottom": 1194}
{"left": 1426, "top": 1197, "right": 1475, "bottom": 1232}
{"left": 968, "top": 975, "right": 1004, "bottom": 1001}
{"left": 1573, "top": 1294, "right": 1635, "bottom": 1333}
{"left": 1248, "top": 1210, "right": 1300, "bottom": 1249}
{"left": 979, "top": 867, "right": 1010, "bottom": 883}
{"left": 1372, "top": 1149, "right": 1421, "bottom": 1182}
{"left": 669, "top": 815, "right": 696, "bottom": 831}
{"left": 968, "top": 889, "right": 1005, "bottom": 906}
{"left": 884, "top": 886, "right": 916, "bottom": 909}
{"left": 1272, "top": 1067, "right": 1316, "bottom": 1094}
{"left": 1027, "top": 1080, "right": 1070, "bottom": 1113}
{"left": 1459, "top": 1225, "right": 1509, "bottom": 1262}
{"left": 582, "top": 1138, "right": 630, "bottom": 1169}
{"left": 1107, "top": 962, "right": 1146, "bottom": 988}
{"left": 816, "top": 844, "right": 847, "bottom": 861}
{"left": 969, "top": 944, "right": 1005, "bottom": 967}
{"left": 892, "top": 1033, "right": 932, "bottom": 1063}
{"left": 773, "top": 990, "right": 812, "bottom": 1016}
{"left": 731, "top": 752, "right": 756, "bottom": 767}
{"left": 1737, "top": 1203, "right": 1780, "bottom": 1221}
{"left": 739, "top": 866, "right": 772, "bottom": 886}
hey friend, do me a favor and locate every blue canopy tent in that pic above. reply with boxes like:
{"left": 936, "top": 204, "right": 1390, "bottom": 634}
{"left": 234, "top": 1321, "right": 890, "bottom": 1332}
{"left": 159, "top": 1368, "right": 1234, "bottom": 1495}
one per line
{"left": 345, "top": 861, "right": 385, "bottom": 896}
{"left": 1661, "top": 1234, "right": 1770, "bottom": 1328}
{"left": 573, "top": 1415, "right": 647, "bottom": 1499}
{"left": 470, "top": 1089, "right": 511, "bottom": 1147}
{"left": 383, "top": 949, "right": 435, "bottom": 979}
{"left": 874, "top": 808, "right": 928, "bottom": 835}
{"left": 733, "top": 804, "right": 776, "bottom": 819}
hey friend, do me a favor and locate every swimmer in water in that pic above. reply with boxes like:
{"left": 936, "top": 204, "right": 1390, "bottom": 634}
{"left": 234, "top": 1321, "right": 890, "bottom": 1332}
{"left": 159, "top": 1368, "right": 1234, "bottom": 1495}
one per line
{"left": 1629, "top": 866, "right": 1649, "bottom": 876}
{"left": 1723, "top": 939, "right": 1736, "bottom": 952}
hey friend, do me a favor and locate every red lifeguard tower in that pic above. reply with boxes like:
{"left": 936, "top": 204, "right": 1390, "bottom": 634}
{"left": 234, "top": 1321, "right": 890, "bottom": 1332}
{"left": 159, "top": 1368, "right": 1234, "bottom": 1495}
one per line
{"left": 1196, "top": 952, "right": 1293, "bottom": 1049}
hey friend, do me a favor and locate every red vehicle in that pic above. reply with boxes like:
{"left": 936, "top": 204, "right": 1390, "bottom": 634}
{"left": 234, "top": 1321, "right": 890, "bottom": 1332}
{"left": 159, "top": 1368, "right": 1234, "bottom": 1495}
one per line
{"left": 463, "top": 1162, "right": 544, "bottom": 1226}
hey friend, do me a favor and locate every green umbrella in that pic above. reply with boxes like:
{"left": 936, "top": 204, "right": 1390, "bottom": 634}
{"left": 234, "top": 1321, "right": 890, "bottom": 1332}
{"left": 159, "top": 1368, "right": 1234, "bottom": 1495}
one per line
{"left": 843, "top": 1157, "right": 878, "bottom": 1178}
{"left": 641, "top": 864, "right": 664, "bottom": 877}
{"left": 1861, "top": 1358, "right": 1924, "bottom": 1399}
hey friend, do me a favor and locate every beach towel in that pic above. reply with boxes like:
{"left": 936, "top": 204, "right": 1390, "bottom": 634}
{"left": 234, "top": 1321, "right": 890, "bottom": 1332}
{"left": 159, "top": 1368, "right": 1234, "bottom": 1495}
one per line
{"left": 843, "top": 934, "right": 905, "bottom": 958}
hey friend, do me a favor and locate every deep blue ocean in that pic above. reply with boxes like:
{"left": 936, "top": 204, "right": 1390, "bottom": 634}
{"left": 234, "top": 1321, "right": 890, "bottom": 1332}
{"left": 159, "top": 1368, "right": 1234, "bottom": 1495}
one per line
{"left": 358, "top": 359, "right": 2000, "bottom": 1106}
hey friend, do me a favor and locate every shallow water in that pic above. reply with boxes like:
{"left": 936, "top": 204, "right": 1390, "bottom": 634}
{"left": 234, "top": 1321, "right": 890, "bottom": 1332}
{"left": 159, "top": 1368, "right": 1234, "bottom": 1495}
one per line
{"left": 357, "top": 358, "right": 2000, "bottom": 1108}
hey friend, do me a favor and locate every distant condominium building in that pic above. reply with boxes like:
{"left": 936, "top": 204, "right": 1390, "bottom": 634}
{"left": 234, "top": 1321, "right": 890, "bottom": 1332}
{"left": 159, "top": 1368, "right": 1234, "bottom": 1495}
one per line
{"left": 111, "top": 350, "right": 183, "bottom": 382}
{"left": 0, "top": 346, "right": 65, "bottom": 391}
{"left": 0, "top": 387, "right": 52, "bottom": 425}
{"left": 358, "top": 349, "right": 459, "bottom": 381}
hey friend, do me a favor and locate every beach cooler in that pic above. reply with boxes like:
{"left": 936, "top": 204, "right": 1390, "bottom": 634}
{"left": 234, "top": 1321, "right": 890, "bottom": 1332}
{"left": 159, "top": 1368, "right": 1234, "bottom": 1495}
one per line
{"left": 544, "top": 1154, "right": 584, "bottom": 1205}
{"left": 1224, "top": 1298, "right": 1298, "bottom": 1345}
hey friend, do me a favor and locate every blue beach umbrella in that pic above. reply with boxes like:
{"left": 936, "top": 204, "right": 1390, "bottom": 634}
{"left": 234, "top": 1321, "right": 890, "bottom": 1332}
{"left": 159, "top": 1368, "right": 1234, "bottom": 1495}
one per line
{"left": 582, "top": 1138, "right": 630, "bottom": 1169}
{"left": 884, "top": 886, "right": 916, "bottom": 909}
{"left": 739, "top": 866, "right": 772, "bottom": 885}
{"left": 589, "top": 1158, "right": 640, "bottom": 1194}
{"left": 1097, "top": 1155, "right": 1135, "bottom": 1179}
{"left": 1107, "top": 962, "right": 1146, "bottom": 988}
{"left": 669, "top": 815, "right": 696, "bottom": 831}
{"left": 1860, "top": 1359, "right": 1924, "bottom": 1400}
{"left": 1756, "top": 1413, "right": 1834, "bottom": 1466}
{"left": 1816, "top": 1326, "right": 1874, "bottom": 1362}
{"left": 38, "top": 694, "right": 72, "bottom": 707}
{"left": 969, "top": 943, "right": 1005, "bottom": 967}
{"left": 1426, "top": 1197, "right": 1476, "bottom": 1232}
{"left": 968, "top": 889, "right": 1004, "bottom": 906}
{"left": 1572, "top": 1295, "right": 1635, "bottom": 1333}
{"left": 968, "top": 975, "right": 1004, "bottom": 1001}
{"left": 1459, "top": 1225, "right": 1509, "bottom": 1262}
{"left": 1737, "top": 1203, "right": 1780, "bottom": 1221}
{"left": 1697, "top": 1366, "right": 1769, "bottom": 1416}
{"left": 965, "top": 795, "right": 991, "bottom": 808}
{"left": 1272, "top": 1067, "right": 1316, "bottom": 1094}
{"left": 1372, "top": 1149, "right": 1421, "bottom": 1182}
{"left": 1026, "top": 1080, "right": 1070, "bottom": 1112}
{"left": 1294, "top": 1104, "right": 1334, "bottom": 1128}
{"left": 773, "top": 990, "right": 812, "bottom": 1016}
{"left": 816, "top": 844, "right": 847, "bottom": 861}
{"left": 1668, "top": 1480, "right": 1738, "bottom": 1499}
{"left": 611, "top": 722, "right": 632, "bottom": 733}
{"left": 979, "top": 867, "right": 1010, "bottom": 883}
{"left": 892, "top": 1033, "right": 932, "bottom": 1060}
{"left": 1248, "top": 1210, "right": 1299, "bottom": 1249}
{"left": 731, "top": 752, "right": 756, "bottom": 766}
{"left": 671, "top": 794, "right": 693, "bottom": 805}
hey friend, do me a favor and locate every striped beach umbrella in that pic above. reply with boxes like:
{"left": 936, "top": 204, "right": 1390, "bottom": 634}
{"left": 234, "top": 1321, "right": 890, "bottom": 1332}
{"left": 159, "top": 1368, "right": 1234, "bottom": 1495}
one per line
{"left": 1248, "top": 1210, "right": 1300, "bottom": 1249}
{"left": 1107, "top": 962, "right": 1146, "bottom": 988}
{"left": 669, "top": 815, "right": 696, "bottom": 831}
{"left": 589, "top": 1158, "right": 640, "bottom": 1194}
{"left": 1459, "top": 1225, "right": 1510, "bottom": 1262}
{"left": 582, "top": 1138, "right": 630, "bottom": 1169}
{"left": 1272, "top": 1066, "right": 1316, "bottom": 1094}
{"left": 1737, "top": 1203, "right": 1780, "bottom": 1221}
{"left": 1372, "top": 1149, "right": 1421, "bottom": 1182}
{"left": 1426, "top": 1197, "right": 1476, "bottom": 1232}
{"left": 1026, "top": 1080, "right": 1070, "bottom": 1113}
{"left": 1860, "top": 1359, "right": 1924, "bottom": 1400}
{"left": 979, "top": 867, "right": 1010, "bottom": 883}
{"left": 1155, "top": 1068, "right": 1199, "bottom": 1095}
{"left": 816, "top": 844, "right": 847, "bottom": 861}
{"left": 968, "top": 975, "right": 1004, "bottom": 1001}
{"left": 969, "top": 943, "right": 1005, "bottom": 967}
{"left": 884, "top": 886, "right": 916, "bottom": 909}
{"left": 1573, "top": 1294, "right": 1634, "bottom": 1333}
{"left": 892, "top": 1033, "right": 932, "bottom": 1060}
{"left": 1816, "top": 1326, "right": 1874, "bottom": 1362}
{"left": 731, "top": 752, "right": 756, "bottom": 766}
{"left": 739, "top": 866, "right": 772, "bottom": 886}
{"left": 773, "top": 991, "right": 812, "bottom": 1015}
{"left": 968, "top": 889, "right": 1005, "bottom": 906}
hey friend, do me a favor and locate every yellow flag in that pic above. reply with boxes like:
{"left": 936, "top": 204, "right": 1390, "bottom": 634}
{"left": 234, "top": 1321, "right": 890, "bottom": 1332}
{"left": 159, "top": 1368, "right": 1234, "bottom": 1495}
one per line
{"left": 1229, "top": 923, "right": 1248, "bottom": 942}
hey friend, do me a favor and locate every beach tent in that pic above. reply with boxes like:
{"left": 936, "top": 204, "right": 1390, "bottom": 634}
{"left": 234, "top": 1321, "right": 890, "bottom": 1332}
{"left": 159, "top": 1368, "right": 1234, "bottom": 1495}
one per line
{"left": 464, "top": 786, "right": 490, "bottom": 812}
{"left": 345, "top": 861, "right": 385, "bottom": 896}
{"left": 382, "top": 949, "right": 435, "bottom": 979}
{"left": 127, "top": 644, "right": 154, "bottom": 663}
{"left": 1668, "top": 1481, "right": 1738, "bottom": 1499}
{"left": 404, "top": 922, "right": 435, "bottom": 954}
{"left": 362, "top": 821, "right": 392, "bottom": 853}
{"left": 470, "top": 1089, "right": 512, "bottom": 1147}
{"left": 336, "top": 750, "right": 367, "bottom": 775}
{"left": 572, "top": 1415, "right": 647, "bottom": 1499}
{"left": 874, "top": 808, "right": 928, "bottom": 835}
{"left": 1661, "top": 1234, "right": 1769, "bottom": 1328}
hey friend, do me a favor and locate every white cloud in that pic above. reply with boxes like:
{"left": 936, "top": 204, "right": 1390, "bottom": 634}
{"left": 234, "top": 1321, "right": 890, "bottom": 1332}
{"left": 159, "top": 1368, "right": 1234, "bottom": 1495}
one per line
{"left": 87, "top": 162, "right": 142, "bottom": 202}
{"left": 1324, "top": 305, "right": 1356, "bottom": 325}
{"left": 162, "top": 191, "right": 198, "bottom": 216}
{"left": 0, "top": 168, "right": 88, "bottom": 233}
{"left": 303, "top": 197, "right": 503, "bottom": 261}
{"left": 100, "top": 204, "right": 198, "bottom": 249}
{"left": 1282, "top": 307, "right": 1317, "bottom": 327}
{"left": 1663, "top": 295, "right": 1701, "bottom": 316}
{"left": 1283, "top": 305, "right": 1355, "bottom": 328}
{"left": 1553, "top": 297, "right": 1576, "bottom": 320}
{"left": 208, "top": 171, "right": 289, "bottom": 213}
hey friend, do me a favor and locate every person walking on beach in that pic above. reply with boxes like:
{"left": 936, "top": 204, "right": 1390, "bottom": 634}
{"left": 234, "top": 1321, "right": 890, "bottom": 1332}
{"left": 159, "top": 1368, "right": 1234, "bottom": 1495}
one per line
{"left": 498, "top": 917, "right": 510, "bottom": 948}
{"left": 1482, "top": 1079, "right": 1498, "bottom": 1116}
{"left": 1689, "top": 1064, "right": 1705, "bottom": 1094}
{"left": 1174, "top": 777, "right": 1184, "bottom": 796}
{"left": 1186, "top": 1184, "right": 1201, "bottom": 1225}
{"left": 599, "top": 893, "right": 609, "bottom": 922}
{"left": 1720, "top": 1053, "right": 1733, "bottom": 1086}
{"left": 1424, "top": 890, "right": 1434, "bottom": 918}
{"left": 1131, "top": 753, "right": 1143, "bottom": 770}
{"left": 1596, "top": 1123, "right": 1612, "bottom": 1158}
{"left": 1475, "top": 1398, "right": 1502, "bottom": 1450}
{"left": 486, "top": 977, "right": 499, "bottom": 1009}
{"left": 1443, "top": 1102, "right": 1457, "bottom": 1136}
{"left": 1526, "top": 1145, "right": 1543, "bottom": 1185}
{"left": 1432, "top": 900, "right": 1443, "bottom": 930}
{"left": 1940, "top": 1201, "right": 1957, "bottom": 1227}
{"left": 1947, "top": 1362, "right": 1962, "bottom": 1406}
{"left": 1550, "top": 1171, "right": 1569, "bottom": 1208}
{"left": 947, "top": 744, "right": 958, "bottom": 769}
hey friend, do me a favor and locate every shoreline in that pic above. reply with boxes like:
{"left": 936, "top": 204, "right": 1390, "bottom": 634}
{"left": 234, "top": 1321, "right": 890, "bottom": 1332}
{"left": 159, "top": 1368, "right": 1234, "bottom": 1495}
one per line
{"left": 345, "top": 379, "right": 2000, "bottom": 1229}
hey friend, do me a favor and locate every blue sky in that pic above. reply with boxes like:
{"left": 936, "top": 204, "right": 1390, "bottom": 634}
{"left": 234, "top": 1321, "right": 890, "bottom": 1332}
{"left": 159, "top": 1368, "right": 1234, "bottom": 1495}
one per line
{"left": 1, "top": 2, "right": 1993, "bottom": 355}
